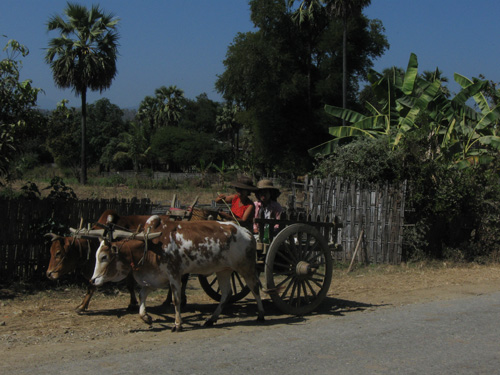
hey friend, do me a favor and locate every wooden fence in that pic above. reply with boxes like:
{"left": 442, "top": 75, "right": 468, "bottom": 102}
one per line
{"left": 289, "top": 176, "right": 406, "bottom": 265}
{"left": 0, "top": 177, "right": 406, "bottom": 283}
{"left": 0, "top": 198, "right": 155, "bottom": 283}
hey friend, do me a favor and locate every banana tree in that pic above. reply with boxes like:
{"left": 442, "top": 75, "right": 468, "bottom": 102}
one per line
{"left": 309, "top": 53, "right": 440, "bottom": 155}
{"left": 309, "top": 53, "right": 500, "bottom": 169}
{"left": 445, "top": 74, "right": 500, "bottom": 168}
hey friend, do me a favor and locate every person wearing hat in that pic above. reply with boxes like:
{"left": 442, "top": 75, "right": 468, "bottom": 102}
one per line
{"left": 215, "top": 176, "right": 257, "bottom": 231}
{"left": 253, "top": 179, "right": 283, "bottom": 238}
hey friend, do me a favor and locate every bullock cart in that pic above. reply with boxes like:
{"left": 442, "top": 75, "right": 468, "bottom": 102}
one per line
{"left": 197, "top": 213, "right": 341, "bottom": 316}
{"left": 73, "top": 206, "right": 340, "bottom": 317}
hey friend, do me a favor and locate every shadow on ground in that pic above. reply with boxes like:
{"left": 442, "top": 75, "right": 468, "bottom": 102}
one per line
{"left": 117, "top": 294, "right": 390, "bottom": 333}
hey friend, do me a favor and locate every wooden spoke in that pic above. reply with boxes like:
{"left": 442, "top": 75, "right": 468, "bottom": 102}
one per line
{"left": 265, "top": 224, "right": 333, "bottom": 315}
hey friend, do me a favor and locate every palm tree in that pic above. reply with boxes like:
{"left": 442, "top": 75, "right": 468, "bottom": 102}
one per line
{"left": 154, "top": 85, "right": 185, "bottom": 127}
{"left": 45, "top": 3, "right": 119, "bottom": 184}
{"left": 328, "top": 0, "right": 371, "bottom": 125}
{"left": 114, "top": 122, "right": 150, "bottom": 172}
{"left": 137, "top": 95, "right": 158, "bottom": 134}
{"left": 289, "top": 0, "right": 371, "bottom": 124}
{"left": 216, "top": 103, "right": 241, "bottom": 159}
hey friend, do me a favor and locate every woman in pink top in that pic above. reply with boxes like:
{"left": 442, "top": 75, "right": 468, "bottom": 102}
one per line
{"left": 253, "top": 179, "right": 283, "bottom": 237}
{"left": 215, "top": 176, "right": 257, "bottom": 231}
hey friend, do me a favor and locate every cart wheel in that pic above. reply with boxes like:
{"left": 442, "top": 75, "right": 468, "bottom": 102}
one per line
{"left": 198, "top": 272, "right": 251, "bottom": 303}
{"left": 265, "top": 223, "right": 333, "bottom": 315}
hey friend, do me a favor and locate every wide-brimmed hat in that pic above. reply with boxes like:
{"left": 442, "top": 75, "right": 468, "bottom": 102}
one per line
{"left": 257, "top": 179, "right": 280, "bottom": 192}
{"left": 231, "top": 176, "right": 257, "bottom": 191}
{"left": 257, "top": 179, "right": 281, "bottom": 199}
{"left": 257, "top": 180, "right": 280, "bottom": 192}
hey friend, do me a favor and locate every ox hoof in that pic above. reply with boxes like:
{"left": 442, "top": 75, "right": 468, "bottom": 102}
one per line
{"left": 75, "top": 306, "right": 87, "bottom": 314}
{"left": 203, "top": 319, "right": 215, "bottom": 327}
{"left": 171, "top": 325, "right": 183, "bottom": 333}
{"left": 257, "top": 315, "right": 265, "bottom": 322}
{"left": 141, "top": 314, "right": 153, "bottom": 325}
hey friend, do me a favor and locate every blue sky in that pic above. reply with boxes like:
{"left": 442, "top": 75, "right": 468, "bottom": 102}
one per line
{"left": 2, "top": 0, "right": 499, "bottom": 109}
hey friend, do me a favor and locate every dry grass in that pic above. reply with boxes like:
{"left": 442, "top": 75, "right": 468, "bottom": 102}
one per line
{"left": 5, "top": 178, "right": 291, "bottom": 207}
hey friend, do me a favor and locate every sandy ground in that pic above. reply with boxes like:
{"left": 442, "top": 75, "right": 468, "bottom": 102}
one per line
{"left": 2, "top": 263, "right": 500, "bottom": 370}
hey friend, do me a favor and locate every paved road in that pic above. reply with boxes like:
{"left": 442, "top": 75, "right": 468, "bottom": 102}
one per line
{"left": 13, "top": 291, "right": 500, "bottom": 374}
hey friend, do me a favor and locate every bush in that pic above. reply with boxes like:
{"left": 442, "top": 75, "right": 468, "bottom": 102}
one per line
{"left": 313, "top": 135, "right": 500, "bottom": 262}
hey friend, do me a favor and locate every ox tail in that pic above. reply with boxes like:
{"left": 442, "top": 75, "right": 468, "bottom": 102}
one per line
{"left": 257, "top": 278, "right": 286, "bottom": 295}
{"left": 260, "top": 285, "right": 286, "bottom": 295}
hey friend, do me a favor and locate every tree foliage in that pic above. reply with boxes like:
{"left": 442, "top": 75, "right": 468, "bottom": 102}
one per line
{"left": 151, "top": 126, "right": 230, "bottom": 172}
{"left": 45, "top": 2, "right": 120, "bottom": 184}
{"left": 87, "top": 98, "right": 127, "bottom": 168}
{"left": 180, "top": 93, "right": 220, "bottom": 134}
{"left": 137, "top": 86, "right": 186, "bottom": 130}
{"left": 113, "top": 122, "right": 150, "bottom": 172}
{"left": 46, "top": 100, "right": 81, "bottom": 176}
{"left": 216, "top": 0, "right": 388, "bottom": 174}
{"left": 0, "top": 38, "right": 42, "bottom": 179}
{"left": 310, "top": 53, "right": 500, "bottom": 170}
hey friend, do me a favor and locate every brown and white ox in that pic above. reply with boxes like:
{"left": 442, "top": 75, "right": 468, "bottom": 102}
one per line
{"left": 46, "top": 210, "right": 186, "bottom": 312}
{"left": 91, "top": 220, "right": 265, "bottom": 332}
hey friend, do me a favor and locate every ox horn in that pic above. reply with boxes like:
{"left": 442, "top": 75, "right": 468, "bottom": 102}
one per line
{"left": 70, "top": 227, "right": 106, "bottom": 238}
{"left": 69, "top": 228, "right": 161, "bottom": 241}
{"left": 111, "top": 229, "right": 162, "bottom": 241}
{"left": 44, "top": 233, "right": 61, "bottom": 241}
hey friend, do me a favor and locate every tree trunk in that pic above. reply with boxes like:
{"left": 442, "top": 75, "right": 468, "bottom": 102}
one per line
{"left": 80, "top": 88, "right": 87, "bottom": 185}
{"left": 342, "top": 16, "right": 347, "bottom": 127}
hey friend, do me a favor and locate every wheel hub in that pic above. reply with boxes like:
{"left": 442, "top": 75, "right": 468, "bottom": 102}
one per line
{"left": 296, "top": 261, "right": 311, "bottom": 275}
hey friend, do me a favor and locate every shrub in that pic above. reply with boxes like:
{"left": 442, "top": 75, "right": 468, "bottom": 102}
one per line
{"left": 313, "top": 135, "right": 500, "bottom": 262}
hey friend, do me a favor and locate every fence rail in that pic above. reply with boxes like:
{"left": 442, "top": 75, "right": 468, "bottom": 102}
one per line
{"left": 0, "top": 177, "right": 406, "bottom": 283}
{"left": 0, "top": 198, "right": 154, "bottom": 283}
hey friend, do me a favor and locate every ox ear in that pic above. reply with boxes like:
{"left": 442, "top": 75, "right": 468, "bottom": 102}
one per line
{"left": 111, "top": 244, "right": 119, "bottom": 254}
{"left": 44, "top": 233, "right": 60, "bottom": 242}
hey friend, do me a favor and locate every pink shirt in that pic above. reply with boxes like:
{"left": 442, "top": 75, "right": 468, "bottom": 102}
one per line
{"left": 253, "top": 200, "right": 283, "bottom": 233}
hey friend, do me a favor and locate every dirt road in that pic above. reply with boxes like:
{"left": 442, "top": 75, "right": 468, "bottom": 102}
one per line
{"left": 2, "top": 263, "right": 500, "bottom": 372}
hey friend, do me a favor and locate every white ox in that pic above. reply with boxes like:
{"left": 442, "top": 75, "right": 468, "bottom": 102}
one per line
{"left": 91, "top": 220, "right": 265, "bottom": 332}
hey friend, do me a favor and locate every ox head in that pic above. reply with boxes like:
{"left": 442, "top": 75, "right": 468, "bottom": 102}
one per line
{"left": 45, "top": 233, "right": 90, "bottom": 280}
{"left": 91, "top": 239, "right": 136, "bottom": 286}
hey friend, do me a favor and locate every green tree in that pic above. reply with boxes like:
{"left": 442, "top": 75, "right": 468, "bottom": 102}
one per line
{"left": 46, "top": 100, "right": 82, "bottom": 176}
{"left": 87, "top": 98, "right": 127, "bottom": 169}
{"left": 330, "top": 0, "right": 371, "bottom": 123}
{"left": 154, "top": 85, "right": 185, "bottom": 127}
{"left": 151, "top": 126, "right": 230, "bottom": 172}
{"left": 113, "top": 122, "right": 150, "bottom": 172}
{"left": 216, "top": 0, "right": 387, "bottom": 173}
{"left": 45, "top": 3, "right": 120, "bottom": 184}
{"left": 310, "top": 53, "right": 500, "bottom": 169}
{"left": 180, "top": 93, "right": 219, "bottom": 134}
{"left": 216, "top": 103, "right": 242, "bottom": 160}
{"left": 137, "top": 95, "right": 158, "bottom": 132}
{"left": 0, "top": 38, "right": 42, "bottom": 179}
{"left": 289, "top": 0, "right": 372, "bottom": 124}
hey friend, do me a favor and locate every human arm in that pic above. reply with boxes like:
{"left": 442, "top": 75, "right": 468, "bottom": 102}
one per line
{"left": 215, "top": 193, "right": 235, "bottom": 204}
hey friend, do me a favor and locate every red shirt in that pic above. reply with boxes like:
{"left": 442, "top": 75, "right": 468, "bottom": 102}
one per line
{"left": 231, "top": 196, "right": 253, "bottom": 219}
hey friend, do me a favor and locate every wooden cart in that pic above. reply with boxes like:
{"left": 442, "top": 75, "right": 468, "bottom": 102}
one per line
{"left": 197, "top": 213, "right": 341, "bottom": 315}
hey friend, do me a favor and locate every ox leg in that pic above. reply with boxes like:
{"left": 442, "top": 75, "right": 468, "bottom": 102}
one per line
{"left": 76, "top": 282, "right": 96, "bottom": 313}
{"left": 125, "top": 273, "right": 139, "bottom": 311}
{"left": 162, "top": 273, "right": 188, "bottom": 308}
{"left": 138, "top": 287, "right": 153, "bottom": 325}
{"left": 243, "top": 272, "right": 265, "bottom": 322}
{"left": 170, "top": 278, "right": 185, "bottom": 332}
{"left": 204, "top": 269, "right": 233, "bottom": 327}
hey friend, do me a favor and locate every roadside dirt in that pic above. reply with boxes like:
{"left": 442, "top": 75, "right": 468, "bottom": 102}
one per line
{"left": 2, "top": 263, "right": 500, "bottom": 371}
